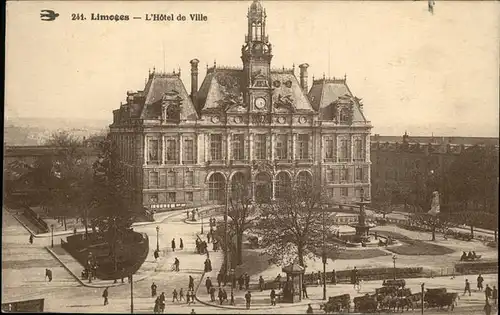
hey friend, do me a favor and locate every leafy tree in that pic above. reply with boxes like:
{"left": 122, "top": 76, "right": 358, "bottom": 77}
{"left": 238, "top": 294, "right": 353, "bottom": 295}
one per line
{"left": 409, "top": 212, "right": 449, "bottom": 241}
{"left": 90, "top": 137, "right": 134, "bottom": 272}
{"left": 252, "top": 182, "right": 336, "bottom": 267}
{"left": 227, "top": 183, "right": 259, "bottom": 266}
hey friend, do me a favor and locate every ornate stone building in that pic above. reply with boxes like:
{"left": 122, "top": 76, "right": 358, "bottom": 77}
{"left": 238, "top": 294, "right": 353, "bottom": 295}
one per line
{"left": 109, "top": 0, "right": 372, "bottom": 211}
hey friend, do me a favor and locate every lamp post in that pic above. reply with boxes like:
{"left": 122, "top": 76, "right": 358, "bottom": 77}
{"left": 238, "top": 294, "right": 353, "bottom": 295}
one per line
{"left": 224, "top": 182, "right": 230, "bottom": 274}
{"left": 322, "top": 205, "right": 327, "bottom": 301}
{"left": 50, "top": 224, "right": 54, "bottom": 248}
{"left": 392, "top": 254, "right": 397, "bottom": 280}
{"left": 201, "top": 214, "right": 204, "bottom": 234}
{"left": 130, "top": 273, "right": 134, "bottom": 313}
{"left": 420, "top": 282, "right": 425, "bottom": 315}
{"left": 230, "top": 268, "right": 235, "bottom": 297}
{"left": 155, "top": 226, "right": 160, "bottom": 252}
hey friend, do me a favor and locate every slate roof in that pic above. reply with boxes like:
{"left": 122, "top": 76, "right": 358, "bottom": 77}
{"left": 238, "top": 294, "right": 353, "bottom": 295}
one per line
{"left": 196, "top": 68, "right": 315, "bottom": 112}
{"left": 308, "top": 78, "right": 367, "bottom": 122}
{"left": 140, "top": 73, "right": 198, "bottom": 121}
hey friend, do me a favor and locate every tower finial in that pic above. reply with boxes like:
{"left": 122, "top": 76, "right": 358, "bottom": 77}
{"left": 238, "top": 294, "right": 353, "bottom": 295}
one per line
{"left": 214, "top": 60, "right": 217, "bottom": 68}
{"left": 344, "top": 73, "right": 347, "bottom": 80}
{"left": 178, "top": 67, "right": 181, "bottom": 75}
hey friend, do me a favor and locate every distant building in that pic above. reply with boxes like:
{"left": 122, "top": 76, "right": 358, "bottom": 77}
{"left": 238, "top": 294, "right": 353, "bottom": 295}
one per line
{"left": 370, "top": 132, "right": 499, "bottom": 206}
{"left": 109, "top": 0, "right": 372, "bottom": 211}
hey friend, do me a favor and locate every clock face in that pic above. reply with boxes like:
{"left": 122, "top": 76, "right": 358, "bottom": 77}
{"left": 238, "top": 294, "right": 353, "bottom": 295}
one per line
{"left": 254, "top": 97, "right": 266, "bottom": 109}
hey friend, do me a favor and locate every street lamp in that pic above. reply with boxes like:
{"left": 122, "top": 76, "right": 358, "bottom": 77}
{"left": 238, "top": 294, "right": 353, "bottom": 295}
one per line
{"left": 155, "top": 226, "right": 160, "bottom": 252}
{"left": 201, "top": 214, "right": 204, "bottom": 234}
{"left": 420, "top": 282, "right": 425, "bottom": 315}
{"left": 50, "top": 224, "right": 54, "bottom": 248}
{"left": 392, "top": 254, "right": 397, "bottom": 280}
{"left": 322, "top": 205, "right": 327, "bottom": 301}
{"left": 130, "top": 273, "right": 134, "bottom": 313}
{"left": 230, "top": 268, "right": 235, "bottom": 297}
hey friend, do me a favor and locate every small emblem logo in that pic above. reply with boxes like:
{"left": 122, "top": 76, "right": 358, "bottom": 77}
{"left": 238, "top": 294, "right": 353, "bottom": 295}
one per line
{"left": 40, "top": 10, "right": 59, "bottom": 21}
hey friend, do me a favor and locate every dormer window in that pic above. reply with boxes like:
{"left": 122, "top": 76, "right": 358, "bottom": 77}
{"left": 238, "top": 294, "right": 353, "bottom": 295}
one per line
{"left": 339, "top": 108, "right": 349, "bottom": 123}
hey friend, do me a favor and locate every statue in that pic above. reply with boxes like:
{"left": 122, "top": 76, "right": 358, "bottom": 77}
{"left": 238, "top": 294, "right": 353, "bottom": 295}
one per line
{"left": 428, "top": 191, "right": 440, "bottom": 216}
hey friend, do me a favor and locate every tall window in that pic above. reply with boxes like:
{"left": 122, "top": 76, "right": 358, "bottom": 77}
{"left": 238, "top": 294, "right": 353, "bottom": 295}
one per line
{"left": 184, "top": 139, "right": 194, "bottom": 163}
{"left": 340, "top": 168, "right": 348, "bottom": 181}
{"left": 210, "top": 134, "right": 223, "bottom": 161}
{"left": 232, "top": 134, "right": 245, "bottom": 160}
{"left": 166, "top": 139, "right": 177, "bottom": 162}
{"left": 275, "top": 172, "right": 291, "bottom": 199}
{"left": 167, "top": 171, "right": 176, "bottom": 186}
{"left": 208, "top": 173, "right": 225, "bottom": 202}
{"left": 148, "top": 139, "right": 159, "bottom": 162}
{"left": 149, "top": 171, "right": 159, "bottom": 187}
{"left": 185, "top": 171, "right": 194, "bottom": 186}
{"left": 275, "top": 134, "right": 288, "bottom": 160}
{"left": 298, "top": 134, "right": 310, "bottom": 159}
{"left": 167, "top": 192, "right": 176, "bottom": 203}
{"left": 186, "top": 192, "right": 194, "bottom": 202}
{"left": 339, "top": 108, "right": 349, "bottom": 123}
{"left": 326, "top": 169, "right": 334, "bottom": 182}
{"left": 339, "top": 139, "right": 349, "bottom": 162}
{"left": 255, "top": 134, "right": 267, "bottom": 160}
{"left": 341, "top": 187, "right": 348, "bottom": 197}
{"left": 354, "top": 139, "right": 364, "bottom": 161}
{"left": 355, "top": 167, "right": 363, "bottom": 181}
{"left": 325, "top": 138, "right": 335, "bottom": 159}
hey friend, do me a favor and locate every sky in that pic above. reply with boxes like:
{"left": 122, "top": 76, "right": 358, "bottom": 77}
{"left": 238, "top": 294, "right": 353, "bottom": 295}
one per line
{"left": 5, "top": 1, "right": 500, "bottom": 137}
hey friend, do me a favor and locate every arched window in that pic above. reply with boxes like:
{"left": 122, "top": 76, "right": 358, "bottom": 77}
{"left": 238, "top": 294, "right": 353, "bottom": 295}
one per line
{"left": 275, "top": 172, "right": 291, "bottom": 199}
{"left": 208, "top": 173, "right": 225, "bottom": 203}
{"left": 297, "top": 171, "right": 312, "bottom": 187}
{"left": 231, "top": 172, "right": 248, "bottom": 200}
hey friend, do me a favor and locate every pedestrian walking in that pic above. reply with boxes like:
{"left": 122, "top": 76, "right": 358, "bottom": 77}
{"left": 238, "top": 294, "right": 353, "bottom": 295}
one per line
{"left": 307, "top": 303, "right": 314, "bottom": 314}
{"left": 259, "top": 275, "right": 265, "bottom": 291}
{"left": 29, "top": 234, "right": 33, "bottom": 244}
{"left": 210, "top": 286, "right": 216, "bottom": 302}
{"left": 302, "top": 282, "right": 309, "bottom": 299}
{"left": 477, "top": 274, "right": 484, "bottom": 291}
{"left": 331, "top": 269, "right": 337, "bottom": 285}
{"left": 492, "top": 286, "right": 498, "bottom": 305}
{"left": 484, "top": 300, "right": 492, "bottom": 315}
{"left": 207, "top": 233, "right": 211, "bottom": 243}
{"left": 190, "top": 290, "right": 196, "bottom": 304}
{"left": 180, "top": 238, "right": 184, "bottom": 250}
{"left": 245, "top": 291, "right": 252, "bottom": 309}
{"left": 174, "top": 257, "right": 180, "bottom": 271}
{"left": 206, "top": 277, "right": 212, "bottom": 294}
{"left": 485, "top": 284, "right": 492, "bottom": 300}
{"left": 179, "top": 288, "right": 185, "bottom": 301}
{"left": 230, "top": 291, "right": 235, "bottom": 305}
{"left": 102, "top": 287, "right": 109, "bottom": 305}
{"left": 171, "top": 238, "right": 176, "bottom": 252}
{"left": 217, "top": 272, "right": 222, "bottom": 287}
{"left": 317, "top": 271, "right": 322, "bottom": 286}
{"left": 190, "top": 309, "right": 196, "bottom": 315}
{"left": 218, "top": 288, "right": 224, "bottom": 305}
{"left": 188, "top": 275, "right": 195, "bottom": 291}
{"left": 151, "top": 282, "right": 157, "bottom": 297}
{"left": 45, "top": 268, "right": 53, "bottom": 282}
{"left": 159, "top": 292, "right": 166, "bottom": 313}
{"left": 270, "top": 289, "right": 276, "bottom": 306}
{"left": 238, "top": 275, "right": 244, "bottom": 290}
{"left": 154, "top": 297, "right": 160, "bottom": 314}
{"left": 172, "top": 289, "right": 179, "bottom": 302}
{"left": 244, "top": 273, "right": 250, "bottom": 290}
{"left": 121, "top": 268, "right": 125, "bottom": 283}
{"left": 464, "top": 279, "right": 472, "bottom": 296}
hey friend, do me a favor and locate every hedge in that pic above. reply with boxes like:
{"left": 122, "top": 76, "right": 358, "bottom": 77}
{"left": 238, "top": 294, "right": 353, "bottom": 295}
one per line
{"left": 455, "top": 261, "right": 498, "bottom": 275}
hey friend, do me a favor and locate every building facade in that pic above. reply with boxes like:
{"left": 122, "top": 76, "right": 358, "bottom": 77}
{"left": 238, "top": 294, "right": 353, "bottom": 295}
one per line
{"left": 370, "top": 132, "right": 499, "bottom": 207}
{"left": 109, "top": 0, "right": 372, "bottom": 211}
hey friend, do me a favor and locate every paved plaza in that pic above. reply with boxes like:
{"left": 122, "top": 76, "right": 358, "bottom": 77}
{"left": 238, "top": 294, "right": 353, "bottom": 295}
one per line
{"left": 2, "top": 206, "right": 498, "bottom": 314}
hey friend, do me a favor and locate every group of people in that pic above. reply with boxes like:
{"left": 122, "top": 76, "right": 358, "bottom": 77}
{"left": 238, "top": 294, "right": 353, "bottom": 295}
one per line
{"left": 460, "top": 251, "right": 480, "bottom": 261}
{"left": 463, "top": 275, "right": 497, "bottom": 303}
{"left": 151, "top": 278, "right": 199, "bottom": 313}
{"left": 195, "top": 238, "right": 209, "bottom": 255}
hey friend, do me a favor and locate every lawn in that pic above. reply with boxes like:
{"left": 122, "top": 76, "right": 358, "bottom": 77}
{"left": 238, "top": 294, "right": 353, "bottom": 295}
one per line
{"left": 374, "top": 230, "right": 455, "bottom": 256}
{"left": 314, "top": 247, "right": 391, "bottom": 260}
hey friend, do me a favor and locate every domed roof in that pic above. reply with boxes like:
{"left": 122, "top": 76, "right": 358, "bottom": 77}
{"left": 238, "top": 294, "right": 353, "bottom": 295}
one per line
{"left": 250, "top": 0, "right": 263, "bottom": 12}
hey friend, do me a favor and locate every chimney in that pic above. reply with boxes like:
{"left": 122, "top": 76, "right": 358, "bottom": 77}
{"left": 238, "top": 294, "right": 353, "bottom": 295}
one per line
{"left": 299, "top": 63, "right": 309, "bottom": 93}
{"left": 190, "top": 59, "right": 200, "bottom": 98}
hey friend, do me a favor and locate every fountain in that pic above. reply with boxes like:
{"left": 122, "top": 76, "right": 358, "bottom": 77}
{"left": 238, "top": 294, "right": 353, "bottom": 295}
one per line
{"left": 348, "top": 188, "right": 377, "bottom": 247}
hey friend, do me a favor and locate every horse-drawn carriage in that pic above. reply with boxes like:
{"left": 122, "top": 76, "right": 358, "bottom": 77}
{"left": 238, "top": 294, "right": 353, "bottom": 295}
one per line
{"left": 320, "top": 294, "right": 350, "bottom": 313}
{"left": 424, "top": 288, "right": 459, "bottom": 311}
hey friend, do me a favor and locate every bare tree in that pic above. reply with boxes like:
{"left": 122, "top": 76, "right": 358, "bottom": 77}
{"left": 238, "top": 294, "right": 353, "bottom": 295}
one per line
{"left": 253, "top": 182, "right": 336, "bottom": 267}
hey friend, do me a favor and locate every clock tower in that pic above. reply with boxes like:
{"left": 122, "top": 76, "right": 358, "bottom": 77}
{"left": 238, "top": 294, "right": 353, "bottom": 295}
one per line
{"left": 241, "top": 0, "right": 273, "bottom": 113}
